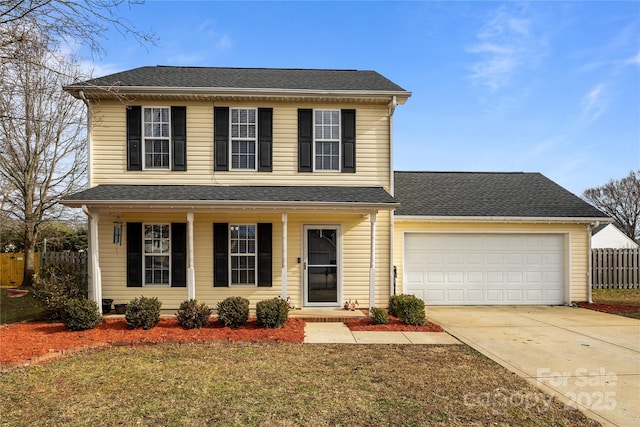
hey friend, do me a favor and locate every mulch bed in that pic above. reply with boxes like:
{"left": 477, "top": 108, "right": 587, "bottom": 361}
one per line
{"left": 0, "top": 316, "right": 446, "bottom": 367}
{"left": 0, "top": 318, "right": 306, "bottom": 366}
{"left": 344, "top": 315, "right": 444, "bottom": 332}
{"left": 575, "top": 301, "right": 640, "bottom": 314}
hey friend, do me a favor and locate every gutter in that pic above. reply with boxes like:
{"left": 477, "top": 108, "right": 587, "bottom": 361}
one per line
{"left": 61, "top": 199, "right": 400, "bottom": 211}
{"left": 63, "top": 85, "right": 412, "bottom": 103}
{"left": 394, "top": 215, "right": 613, "bottom": 224}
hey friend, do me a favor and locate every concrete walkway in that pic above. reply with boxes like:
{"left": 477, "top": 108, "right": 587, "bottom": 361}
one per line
{"left": 303, "top": 322, "right": 460, "bottom": 344}
{"left": 426, "top": 306, "right": 640, "bottom": 427}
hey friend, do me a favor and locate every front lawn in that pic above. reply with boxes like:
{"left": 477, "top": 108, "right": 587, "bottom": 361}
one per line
{"left": 0, "top": 288, "right": 47, "bottom": 324}
{"left": 588, "top": 288, "right": 640, "bottom": 319}
{"left": 0, "top": 343, "right": 599, "bottom": 426}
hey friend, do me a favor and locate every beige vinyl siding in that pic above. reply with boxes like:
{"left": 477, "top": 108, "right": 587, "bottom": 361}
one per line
{"left": 95, "top": 210, "right": 390, "bottom": 309}
{"left": 393, "top": 221, "right": 591, "bottom": 303}
{"left": 90, "top": 100, "right": 391, "bottom": 190}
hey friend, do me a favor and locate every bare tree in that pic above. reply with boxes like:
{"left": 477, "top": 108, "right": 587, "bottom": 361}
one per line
{"left": 0, "top": 32, "right": 87, "bottom": 286}
{"left": 1, "top": 0, "right": 155, "bottom": 59}
{"left": 583, "top": 170, "right": 640, "bottom": 242}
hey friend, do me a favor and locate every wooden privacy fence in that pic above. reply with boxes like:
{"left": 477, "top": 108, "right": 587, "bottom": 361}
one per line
{"left": 0, "top": 253, "right": 40, "bottom": 287}
{"left": 592, "top": 248, "right": 640, "bottom": 289}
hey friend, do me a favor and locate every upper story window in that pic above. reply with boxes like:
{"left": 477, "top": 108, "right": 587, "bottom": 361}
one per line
{"left": 314, "top": 110, "right": 340, "bottom": 171}
{"left": 230, "top": 108, "right": 257, "bottom": 170}
{"left": 143, "top": 107, "right": 171, "bottom": 169}
{"left": 298, "top": 109, "right": 355, "bottom": 174}
{"left": 126, "top": 106, "right": 186, "bottom": 172}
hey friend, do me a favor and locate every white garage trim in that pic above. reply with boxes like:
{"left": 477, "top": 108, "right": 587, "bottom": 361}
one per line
{"left": 403, "top": 231, "right": 571, "bottom": 305}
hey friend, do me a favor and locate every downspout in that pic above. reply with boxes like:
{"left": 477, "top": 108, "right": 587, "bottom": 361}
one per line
{"left": 388, "top": 96, "right": 397, "bottom": 299}
{"left": 587, "top": 221, "right": 599, "bottom": 304}
{"left": 78, "top": 91, "right": 92, "bottom": 187}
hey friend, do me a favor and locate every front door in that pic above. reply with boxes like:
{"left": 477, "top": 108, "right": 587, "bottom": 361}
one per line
{"left": 304, "top": 226, "right": 340, "bottom": 306}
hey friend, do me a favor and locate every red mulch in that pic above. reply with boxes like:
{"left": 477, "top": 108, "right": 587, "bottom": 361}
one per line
{"left": 345, "top": 315, "right": 444, "bottom": 332}
{"left": 0, "top": 318, "right": 306, "bottom": 366}
{"left": 1, "top": 315, "right": 447, "bottom": 368}
{"left": 575, "top": 301, "right": 640, "bottom": 314}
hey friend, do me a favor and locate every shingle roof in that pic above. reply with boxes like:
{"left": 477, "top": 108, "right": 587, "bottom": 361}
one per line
{"left": 68, "top": 66, "right": 408, "bottom": 92}
{"left": 394, "top": 171, "right": 608, "bottom": 219}
{"left": 63, "top": 185, "right": 396, "bottom": 206}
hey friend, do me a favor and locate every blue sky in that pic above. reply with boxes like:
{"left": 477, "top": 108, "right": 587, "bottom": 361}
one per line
{"left": 79, "top": 0, "right": 640, "bottom": 196}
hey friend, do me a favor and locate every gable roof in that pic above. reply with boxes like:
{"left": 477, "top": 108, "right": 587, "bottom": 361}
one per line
{"left": 394, "top": 171, "right": 610, "bottom": 220}
{"left": 62, "top": 185, "right": 397, "bottom": 211}
{"left": 63, "top": 66, "right": 411, "bottom": 102}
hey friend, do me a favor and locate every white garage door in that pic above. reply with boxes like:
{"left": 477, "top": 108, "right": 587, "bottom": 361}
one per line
{"left": 404, "top": 234, "right": 565, "bottom": 305}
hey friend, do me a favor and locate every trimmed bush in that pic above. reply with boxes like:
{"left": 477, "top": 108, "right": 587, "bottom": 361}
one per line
{"left": 32, "top": 261, "right": 87, "bottom": 318}
{"left": 394, "top": 294, "right": 426, "bottom": 326}
{"left": 388, "top": 295, "right": 401, "bottom": 317}
{"left": 62, "top": 298, "right": 103, "bottom": 331}
{"left": 216, "top": 296, "right": 250, "bottom": 328}
{"left": 256, "top": 298, "right": 289, "bottom": 328}
{"left": 370, "top": 307, "right": 389, "bottom": 325}
{"left": 125, "top": 296, "right": 162, "bottom": 330}
{"left": 176, "top": 299, "right": 212, "bottom": 329}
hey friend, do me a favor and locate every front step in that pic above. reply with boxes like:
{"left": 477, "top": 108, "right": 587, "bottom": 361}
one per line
{"left": 288, "top": 309, "right": 368, "bottom": 322}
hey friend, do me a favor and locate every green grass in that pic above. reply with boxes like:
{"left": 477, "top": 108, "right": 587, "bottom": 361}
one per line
{"left": 0, "top": 343, "right": 599, "bottom": 426}
{"left": 0, "top": 288, "right": 47, "bottom": 324}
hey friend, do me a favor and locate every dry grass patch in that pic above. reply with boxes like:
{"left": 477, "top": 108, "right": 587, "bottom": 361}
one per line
{"left": 0, "top": 343, "right": 599, "bottom": 426}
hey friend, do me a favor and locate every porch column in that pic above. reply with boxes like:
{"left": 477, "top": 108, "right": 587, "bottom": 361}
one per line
{"left": 83, "top": 205, "right": 102, "bottom": 306}
{"left": 369, "top": 212, "right": 377, "bottom": 308}
{"left": 281, "top": 212, "right": 288, "bottom": 300}
{"left": 187, "top": 212, "right": 196, "bottom": 300}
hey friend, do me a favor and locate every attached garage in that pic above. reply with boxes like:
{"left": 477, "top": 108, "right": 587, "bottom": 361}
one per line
{"left": 403, "top": 233, "right": 565, "bottom": 305}
{"left": 393, "top": 171, "right": 611, "bottom": 305}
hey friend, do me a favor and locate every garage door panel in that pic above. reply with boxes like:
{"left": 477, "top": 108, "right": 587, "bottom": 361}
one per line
{"left": 404, "top": 233, "right": 564, "bottom": 305}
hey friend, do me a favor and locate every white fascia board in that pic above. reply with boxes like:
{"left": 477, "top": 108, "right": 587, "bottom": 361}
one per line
{"left": 61, "top": 199, "right": 399, "bottom": 212}
{"left": 393, "top": 215, "right": 613, "bottom": 224}
{"left": 64, "top": 85, "right": 412, "bottom": 103}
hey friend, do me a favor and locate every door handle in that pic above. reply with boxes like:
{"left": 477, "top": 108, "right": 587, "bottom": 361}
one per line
{"left": 303, "top": 260, "right": 307, "bottom": 270}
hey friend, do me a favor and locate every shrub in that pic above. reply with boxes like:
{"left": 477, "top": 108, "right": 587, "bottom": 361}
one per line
{"left": 394, "top": 294, "right": 426, "bottom": 326}
{"left": 256, "top": 298, "right": 289, "bottom": 328}
{"left": 216, "top": 296, "right": 249, "bottom": 328}
{"left": 370, "top": 307, "right": 389, "bottom": 325}
{"left": 62, "top": 298, "right": 103, "bottom": 331}
{"left": 125, "top": 296, "right": 162, "bottom": 330}
{"left": 32, "top": 261, "right": 87, "bottom": 318}
{"left": 176, "top": 299, "right": 212, "bottom": 329}
{"left": 388, "top": 295, "right": 401, "bottom": 317}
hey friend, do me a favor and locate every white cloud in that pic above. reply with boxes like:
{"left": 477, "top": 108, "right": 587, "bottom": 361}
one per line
{"left": 582, "top": 83, "right": 608, "bottom": 121}
{"left": 468, "top": 4, "right": 547, "bottom": 91}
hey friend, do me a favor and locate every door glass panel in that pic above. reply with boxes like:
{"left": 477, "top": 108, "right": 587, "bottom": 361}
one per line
{"left": 307, "top": 229, "right": 337, "bottom": 303}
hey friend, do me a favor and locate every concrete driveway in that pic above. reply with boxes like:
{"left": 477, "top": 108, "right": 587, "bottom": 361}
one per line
{"left": 426, "top": 306, "right": 640, "bottom": 427}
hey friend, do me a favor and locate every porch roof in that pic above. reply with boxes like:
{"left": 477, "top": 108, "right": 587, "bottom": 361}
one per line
{"left": 62, "top": 184, "right": 398, "bottom": 212}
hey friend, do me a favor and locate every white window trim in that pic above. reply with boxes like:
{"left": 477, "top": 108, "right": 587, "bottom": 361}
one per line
{"left": 142, "top": 106, "right": 171, "bottom": 170}
{"left": 229, "top": 107, "right": 258, "bottom": 171}
{"left": 143, "top": 223, "right": 171, "bottom": 287}
{"left": 313, "top": 109, "right": 341, "bottom": 172}
{"left": 229, "top": 223, "right": 257, "bottom": 286}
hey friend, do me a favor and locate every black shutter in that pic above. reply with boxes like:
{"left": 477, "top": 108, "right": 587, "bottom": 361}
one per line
{"left": 257, "top": 223, "right": 272, "bottom": 287}
{"left": 171, "top": 223, "right": 187, "bottom": 287}
{"left": 171, "top": 106, "right": 187, "bottom": 171}
{"left": 214, "top": 107, "right": 229, "bottom": 171}
{"left": 341, "top": 109, "right": 356, "bottom": 173}
{"left": 126, "top": 106, "right": 142, "bottom": 171}
{"left": 126, "top": 222, "right": 142, "bottom": 287}
{"left": 213, "top": 223, "right": 229, "bottom": 287}
{"left": 298, "top": 109, "right": 313, "bottom": 172}
{"left": 258, "top": 108, "right": 273, "bottom": 172}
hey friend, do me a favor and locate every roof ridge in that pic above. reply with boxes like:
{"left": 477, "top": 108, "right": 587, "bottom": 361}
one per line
{"left": 152, "top": 65, "right": 365, "bottom": 72}
{"left": 394, "top": 171, "right": 530, "bottom": 175}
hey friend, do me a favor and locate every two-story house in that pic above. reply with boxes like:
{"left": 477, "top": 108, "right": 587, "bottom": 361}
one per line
{"left": 63, "top": 66, "right": 608, "bottom": 310}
